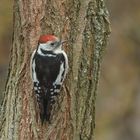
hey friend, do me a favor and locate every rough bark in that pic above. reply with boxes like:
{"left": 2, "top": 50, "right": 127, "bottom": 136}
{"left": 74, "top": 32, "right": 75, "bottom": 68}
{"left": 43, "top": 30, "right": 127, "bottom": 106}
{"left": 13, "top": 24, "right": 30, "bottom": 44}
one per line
{"left": 0, "top": 0, "right": 110, "bottom": 140}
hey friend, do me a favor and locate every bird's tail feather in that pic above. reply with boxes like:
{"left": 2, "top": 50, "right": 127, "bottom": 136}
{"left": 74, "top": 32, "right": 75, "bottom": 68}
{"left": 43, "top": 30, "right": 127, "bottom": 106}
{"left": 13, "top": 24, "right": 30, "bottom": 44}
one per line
{"left": 40, "top": 96, "right": 52, "bottom": 124}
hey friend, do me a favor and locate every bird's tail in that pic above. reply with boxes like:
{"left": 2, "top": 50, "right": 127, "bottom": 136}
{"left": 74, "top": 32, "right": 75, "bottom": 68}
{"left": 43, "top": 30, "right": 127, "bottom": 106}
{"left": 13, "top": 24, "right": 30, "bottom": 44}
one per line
{"left": 39, "top": 98, "right": 46, "bottom": 125}
{"left": 45, "top": 100, "right": 52, "bottom": 122}
{"left": 39, "top": 89, "right": 58, "bottom": 124}
{"left": 39, "top": 96, "right": 52, "bottom": 124}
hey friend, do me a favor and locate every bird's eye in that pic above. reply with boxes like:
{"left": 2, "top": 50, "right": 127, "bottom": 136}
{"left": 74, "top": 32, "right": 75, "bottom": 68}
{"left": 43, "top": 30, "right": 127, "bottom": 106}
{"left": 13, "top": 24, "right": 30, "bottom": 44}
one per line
{"left": 50, "top": 42, "right": 55, "bottom": 46}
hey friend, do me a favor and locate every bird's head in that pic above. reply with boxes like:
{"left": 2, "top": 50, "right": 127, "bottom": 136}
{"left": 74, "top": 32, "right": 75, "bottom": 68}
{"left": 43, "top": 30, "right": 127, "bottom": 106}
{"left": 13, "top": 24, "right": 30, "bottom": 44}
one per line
{"left": 38, "top": 35, "right": 62, "bottom": 52}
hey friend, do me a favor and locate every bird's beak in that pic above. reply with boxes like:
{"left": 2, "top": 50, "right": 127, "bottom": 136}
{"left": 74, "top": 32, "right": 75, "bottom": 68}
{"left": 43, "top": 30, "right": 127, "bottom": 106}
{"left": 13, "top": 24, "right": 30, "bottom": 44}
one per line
{"left": 61, "top": 40, "right": 69, "bottom": 44}
{"left": 56, "top": 40, "right": 69, "bottom": 47}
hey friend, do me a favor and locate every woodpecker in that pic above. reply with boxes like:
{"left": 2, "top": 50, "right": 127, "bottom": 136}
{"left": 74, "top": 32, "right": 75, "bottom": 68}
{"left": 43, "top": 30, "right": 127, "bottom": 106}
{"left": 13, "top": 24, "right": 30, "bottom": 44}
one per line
{"left": 30, "top": 35, "right": 68, "bottom": 123}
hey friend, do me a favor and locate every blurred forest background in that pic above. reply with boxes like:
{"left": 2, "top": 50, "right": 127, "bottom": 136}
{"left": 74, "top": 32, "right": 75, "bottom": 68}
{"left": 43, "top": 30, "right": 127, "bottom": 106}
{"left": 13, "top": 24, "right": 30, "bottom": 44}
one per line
{"left": 0, "top": 0, "right": 139, "bottom": 140}
{"left": 0, "top": 1, "right": 12, "bottom": 102}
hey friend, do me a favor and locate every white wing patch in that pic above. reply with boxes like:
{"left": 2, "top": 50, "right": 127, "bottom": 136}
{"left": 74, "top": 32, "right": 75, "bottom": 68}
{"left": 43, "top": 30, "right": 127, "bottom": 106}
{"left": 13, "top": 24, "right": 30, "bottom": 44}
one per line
{"left": 61, "top": 51, "right": 68, "bottom": 81}
{"left": 53, "top": 62, "right": 64, "bottom": 85}
{"left": 32, "top": 60, "right": 39, "bottom": 83}
{"left": 53, "top": 51, "right": 68, "bottom": 87}
{"left": 30, "top": 50, "right": 39, "bottom": 83}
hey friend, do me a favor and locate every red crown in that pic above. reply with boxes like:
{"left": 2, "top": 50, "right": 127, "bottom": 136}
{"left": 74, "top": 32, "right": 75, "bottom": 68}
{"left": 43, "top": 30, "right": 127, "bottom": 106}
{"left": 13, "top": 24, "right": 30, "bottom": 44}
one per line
{"left": 39, "top": 35, "right": 57, "bottom": 43}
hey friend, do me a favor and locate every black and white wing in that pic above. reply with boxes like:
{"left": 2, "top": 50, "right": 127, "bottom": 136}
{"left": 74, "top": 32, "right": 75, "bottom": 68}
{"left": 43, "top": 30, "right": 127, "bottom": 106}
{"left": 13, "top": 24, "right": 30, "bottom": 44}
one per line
{"left": 50, "top": 51, "right": 68, "bottom": 96}
{"left": 31, "top": 50, "right": 46, "bottom": 123}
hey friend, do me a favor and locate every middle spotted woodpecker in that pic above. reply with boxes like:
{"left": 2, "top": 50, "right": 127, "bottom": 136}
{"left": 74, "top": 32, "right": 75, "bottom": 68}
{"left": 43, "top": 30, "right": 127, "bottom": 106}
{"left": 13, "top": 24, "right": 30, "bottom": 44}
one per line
{"left": 31, "top": 35, "right": 68, "bottom": 123}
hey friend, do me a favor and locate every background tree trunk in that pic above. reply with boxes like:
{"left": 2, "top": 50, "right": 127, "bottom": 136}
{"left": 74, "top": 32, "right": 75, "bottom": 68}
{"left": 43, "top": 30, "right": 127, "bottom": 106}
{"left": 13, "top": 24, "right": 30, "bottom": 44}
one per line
{"left": 0, "top": 0, "right": 110, "bottom": 139}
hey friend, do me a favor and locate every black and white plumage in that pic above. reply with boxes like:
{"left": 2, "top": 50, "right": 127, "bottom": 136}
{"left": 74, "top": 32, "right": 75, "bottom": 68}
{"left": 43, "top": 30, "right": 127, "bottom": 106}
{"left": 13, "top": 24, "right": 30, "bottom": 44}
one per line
{"left": 31, "top": 35, "right": 68, "bottom": 123}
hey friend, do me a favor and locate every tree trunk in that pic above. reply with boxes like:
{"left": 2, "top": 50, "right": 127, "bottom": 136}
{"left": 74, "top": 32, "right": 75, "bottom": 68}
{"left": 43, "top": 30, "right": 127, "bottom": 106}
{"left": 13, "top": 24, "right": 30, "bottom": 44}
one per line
{"left": 0, "top": 0, "right": 110, "bottom": 140}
